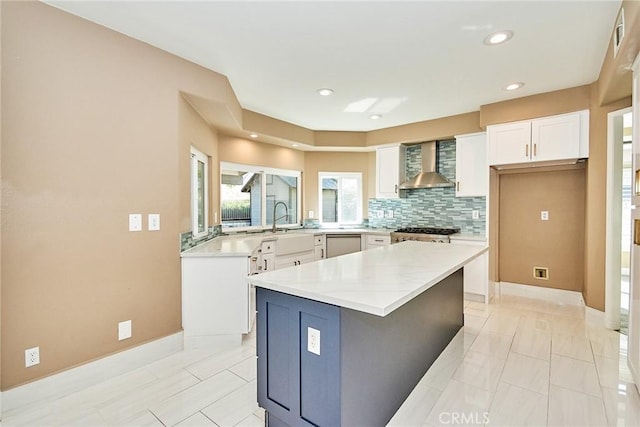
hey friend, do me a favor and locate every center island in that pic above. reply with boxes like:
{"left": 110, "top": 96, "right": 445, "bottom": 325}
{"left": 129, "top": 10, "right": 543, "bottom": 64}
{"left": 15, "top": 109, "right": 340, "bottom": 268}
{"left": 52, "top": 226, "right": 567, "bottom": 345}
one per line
{"left": 247, "top": 240, "right": 488, "bottom": 427}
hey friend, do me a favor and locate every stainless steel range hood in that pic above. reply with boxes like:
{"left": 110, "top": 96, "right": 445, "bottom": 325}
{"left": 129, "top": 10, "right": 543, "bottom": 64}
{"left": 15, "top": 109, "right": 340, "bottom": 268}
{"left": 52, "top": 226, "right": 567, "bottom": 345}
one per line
{"left": 398, "top": 141, "right": 455, "bottom": 189}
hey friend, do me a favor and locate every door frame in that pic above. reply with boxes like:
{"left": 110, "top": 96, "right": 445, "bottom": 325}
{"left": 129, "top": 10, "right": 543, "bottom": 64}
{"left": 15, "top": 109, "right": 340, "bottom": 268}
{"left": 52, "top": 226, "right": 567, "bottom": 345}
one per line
{"left": 605, "top": 107, "right": 632, "bottom": 330}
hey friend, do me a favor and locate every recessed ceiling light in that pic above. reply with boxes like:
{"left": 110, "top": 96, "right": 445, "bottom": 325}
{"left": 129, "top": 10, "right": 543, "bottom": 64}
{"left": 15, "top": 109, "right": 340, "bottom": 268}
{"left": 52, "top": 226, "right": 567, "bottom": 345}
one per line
{"left": 249, "top": 133, "right": 258, "bottom": 138}
{"left": 316, "top": 88, "right": 334, "bottom": 96}
{"left": 503, "top": 82, "right": 524, "bottom": 91}
{"left": 369, "top": 114, "right": 382, "bottom": 120}
{"left": 484, "top": 30, "right": 513, "bottom": 46}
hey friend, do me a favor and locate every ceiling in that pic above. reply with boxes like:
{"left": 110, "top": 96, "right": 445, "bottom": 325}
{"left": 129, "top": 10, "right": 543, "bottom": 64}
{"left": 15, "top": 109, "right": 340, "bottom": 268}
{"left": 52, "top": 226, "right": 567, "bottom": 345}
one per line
{"left": 45, "top": 1, "right": 622, "bottom": 132}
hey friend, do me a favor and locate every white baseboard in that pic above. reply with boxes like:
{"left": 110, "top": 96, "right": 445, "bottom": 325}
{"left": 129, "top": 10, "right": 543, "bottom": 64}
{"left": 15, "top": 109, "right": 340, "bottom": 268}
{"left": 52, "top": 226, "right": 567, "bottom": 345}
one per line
{"left": 498, "top": 282, "right": 585, "bottom": 306}
{"left": 3, "top": 332, "right": 183, "bottom": 414}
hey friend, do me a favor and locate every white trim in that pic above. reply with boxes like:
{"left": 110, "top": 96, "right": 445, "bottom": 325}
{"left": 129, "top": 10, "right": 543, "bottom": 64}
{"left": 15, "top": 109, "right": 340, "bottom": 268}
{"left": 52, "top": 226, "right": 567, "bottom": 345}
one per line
{"left": 498, "top": 282, "right": 585, "bottom": 306}
{"left": 604, "top": 107, "right": 631, "bottom": 330}
{"left": 2, "top": 332, "right": 183, "bottom": 414}
{"left": 318, "top": 171, "right": 364, "bottom": 226}
{"left": 191, "top": 146, "right": 209, "bottom": 238}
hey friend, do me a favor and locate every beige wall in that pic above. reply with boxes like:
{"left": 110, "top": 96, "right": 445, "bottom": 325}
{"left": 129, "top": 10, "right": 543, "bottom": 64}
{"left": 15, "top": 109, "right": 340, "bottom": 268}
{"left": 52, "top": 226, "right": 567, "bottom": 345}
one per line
{"left": 179, "top": 97, "right": 219, "bottom": 232}
{"left": 498, "top": 168, "right": 586, "bottom": 292}
{"left": 1, "top": 0, "right": 637, "bottom": 391}
{"left": 584, "top": 88, "right": 631, "bottom": 310}
{"left": 304, "top": 152, "right": 373, "bottom": 219}
{"left": 0, "top": 1, "right": 234, "bottom": 389}
{"left": 483, "top": 84, "right": 631, "bottom": 311}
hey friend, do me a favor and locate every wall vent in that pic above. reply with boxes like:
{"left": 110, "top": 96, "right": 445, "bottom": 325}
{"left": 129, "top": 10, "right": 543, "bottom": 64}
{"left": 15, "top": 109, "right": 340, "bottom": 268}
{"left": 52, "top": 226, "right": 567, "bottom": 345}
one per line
{"left": 533, "top": 267, "right": 549, "bottom": 280}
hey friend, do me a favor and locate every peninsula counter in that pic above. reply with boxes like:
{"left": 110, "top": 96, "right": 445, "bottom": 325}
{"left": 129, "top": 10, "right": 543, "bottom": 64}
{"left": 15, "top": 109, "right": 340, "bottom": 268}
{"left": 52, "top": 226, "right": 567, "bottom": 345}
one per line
{"left": 248, "top": 241, "right": 488, "bottom": 426}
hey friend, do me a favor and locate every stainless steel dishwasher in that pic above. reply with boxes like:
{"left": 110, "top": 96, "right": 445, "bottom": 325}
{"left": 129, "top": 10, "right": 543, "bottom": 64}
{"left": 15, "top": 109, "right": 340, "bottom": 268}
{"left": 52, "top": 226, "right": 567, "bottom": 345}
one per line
{"left": 325, "top": 234, "right": 362, "bottom": 258}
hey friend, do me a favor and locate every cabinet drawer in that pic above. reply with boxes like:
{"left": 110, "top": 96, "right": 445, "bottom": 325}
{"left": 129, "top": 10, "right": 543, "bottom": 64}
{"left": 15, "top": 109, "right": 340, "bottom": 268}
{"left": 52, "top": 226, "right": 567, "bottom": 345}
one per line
{"left": 314, "top": 235, "right": 325, "bottom": 245}
{"left": 261, "top": 241, "right": 275, "bottom": 254}
{"left": 366, "top": 235, "right": 390, "bottom": 246}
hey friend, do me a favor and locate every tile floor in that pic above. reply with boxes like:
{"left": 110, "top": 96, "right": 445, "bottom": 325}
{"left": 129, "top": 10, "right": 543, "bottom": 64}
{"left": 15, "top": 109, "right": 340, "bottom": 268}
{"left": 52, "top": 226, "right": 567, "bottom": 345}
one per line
{"left": 2, "top": 294, "right": 639, "bottom": 426}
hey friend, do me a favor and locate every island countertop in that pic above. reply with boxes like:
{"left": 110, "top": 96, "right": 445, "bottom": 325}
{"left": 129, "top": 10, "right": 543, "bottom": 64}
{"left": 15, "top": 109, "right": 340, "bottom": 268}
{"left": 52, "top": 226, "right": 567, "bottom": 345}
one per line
{"left": 248, "top": 240, "right": 488, "bottom": 317}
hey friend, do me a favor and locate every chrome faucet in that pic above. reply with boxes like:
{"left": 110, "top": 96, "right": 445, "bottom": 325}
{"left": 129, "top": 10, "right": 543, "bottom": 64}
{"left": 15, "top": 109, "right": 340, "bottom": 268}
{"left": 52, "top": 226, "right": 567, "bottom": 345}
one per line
{"left": 272, "top": 201, "right": 289, "bottom": 232}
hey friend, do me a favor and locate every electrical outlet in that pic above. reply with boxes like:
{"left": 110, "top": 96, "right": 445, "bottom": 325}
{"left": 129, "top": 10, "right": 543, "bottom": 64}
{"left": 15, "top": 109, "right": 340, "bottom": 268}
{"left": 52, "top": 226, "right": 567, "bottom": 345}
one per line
{"left": 25, "top": 346, "right": 40, "bottom": 368}
{"left": 308, "top": 210, "right": 314, "bottom": 219}
{"left": 472, "top": 210, "right": 480, "bottom": 220}
{"left": 118, "top": 320, "right": 132, "bottom": 341}
{"left": 307, "top": 327, "right": 320, "bottom": 355}
{"left": 541, "top": 211, "right": 549, "bottom": 221}
{"left": 148, "top": 214, "right": 160, "bottom": 231}
{"left": 129, "top": 214, "right": 142, "bottom": 231}
{"left": 386, "top": 210, "right": 394, "bottom": 218}
{"left": 377, "top": 210, "right": 384, "bottom": 218}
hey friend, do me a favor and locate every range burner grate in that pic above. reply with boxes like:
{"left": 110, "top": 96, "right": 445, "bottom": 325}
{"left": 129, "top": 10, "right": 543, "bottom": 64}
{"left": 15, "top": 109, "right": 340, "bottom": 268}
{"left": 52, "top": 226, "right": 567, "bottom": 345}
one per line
{"left": 394, "top": 227, "right": 460, "bottom": 235}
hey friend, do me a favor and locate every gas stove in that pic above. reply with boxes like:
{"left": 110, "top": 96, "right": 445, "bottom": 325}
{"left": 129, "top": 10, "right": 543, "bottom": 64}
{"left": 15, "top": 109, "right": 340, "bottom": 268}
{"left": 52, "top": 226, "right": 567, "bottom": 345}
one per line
{"left": 390, "top": 227, "right": 460, "bottom": 243}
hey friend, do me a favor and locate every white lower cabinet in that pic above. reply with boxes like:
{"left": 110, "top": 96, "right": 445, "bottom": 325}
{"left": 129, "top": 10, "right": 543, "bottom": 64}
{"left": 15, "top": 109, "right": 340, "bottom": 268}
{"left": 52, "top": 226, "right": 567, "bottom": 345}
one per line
{"left": 365, "top": 234, "right": 391, "bottom": 249}
{"left": 181, "top": 256, "right": 255, "bottom": 347}
{"left": 314, "top": 234, "right": 326, "bottom": 260}
{"left": 274, "top": 251, "right": 315, "bottom": 269}
{"left": 451, "top": 238, "right": 491, "bottom": 304}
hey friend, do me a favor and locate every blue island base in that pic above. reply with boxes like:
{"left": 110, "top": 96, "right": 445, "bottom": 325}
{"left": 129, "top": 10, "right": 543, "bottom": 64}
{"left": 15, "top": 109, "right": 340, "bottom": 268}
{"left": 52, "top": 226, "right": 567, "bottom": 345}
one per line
{"left": 256, "top": 268, "right": 464, "bottom": 427}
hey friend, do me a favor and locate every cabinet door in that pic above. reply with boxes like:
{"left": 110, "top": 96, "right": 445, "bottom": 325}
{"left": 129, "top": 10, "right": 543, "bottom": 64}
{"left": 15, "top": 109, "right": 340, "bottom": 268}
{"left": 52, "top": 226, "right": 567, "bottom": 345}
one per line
{"left": 376, "top": 145, "right": 406, "bottom": 199}
{"left": 261, "top": 253, "right": 275, "bottom": 272}
{"left": 455, "top": 133, "right": 488, "bottom": 197}
{"left": 487, "top": 121, "right": 531, "bottom": 166}
{"left": 531, "top": 113, "right": 581, "bottom": 162}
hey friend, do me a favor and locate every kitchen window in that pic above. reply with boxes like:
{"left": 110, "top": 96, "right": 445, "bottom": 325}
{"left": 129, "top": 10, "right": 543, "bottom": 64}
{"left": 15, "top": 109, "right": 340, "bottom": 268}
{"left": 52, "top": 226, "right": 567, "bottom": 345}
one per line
{"left": 191, "top": 147, "right": 209, "bottom": 238}
{"left": 220, "top": 162, "right": 300, "bottom": 231}
{"left": 319, "top": 172, "right": 362, "bottom": 225}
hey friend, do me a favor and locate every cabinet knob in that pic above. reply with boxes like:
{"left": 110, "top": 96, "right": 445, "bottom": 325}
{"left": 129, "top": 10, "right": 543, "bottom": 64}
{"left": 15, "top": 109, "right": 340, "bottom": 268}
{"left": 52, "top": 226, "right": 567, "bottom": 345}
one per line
{"left": 456, "top": 181, "right": 460, "bottom": 192}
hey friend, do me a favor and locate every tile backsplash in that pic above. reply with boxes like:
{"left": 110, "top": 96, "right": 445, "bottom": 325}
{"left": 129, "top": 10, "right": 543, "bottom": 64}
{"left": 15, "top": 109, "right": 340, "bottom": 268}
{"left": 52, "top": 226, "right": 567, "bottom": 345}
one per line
{"left": 368, "top": 140, "right": 486, "bottom": 235}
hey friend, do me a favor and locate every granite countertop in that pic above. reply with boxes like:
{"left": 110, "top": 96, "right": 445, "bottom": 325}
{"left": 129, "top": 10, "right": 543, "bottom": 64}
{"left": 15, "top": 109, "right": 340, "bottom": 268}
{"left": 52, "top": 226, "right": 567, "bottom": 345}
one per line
{"left": 181, "top": 228, "right": 394, "bottom": 258}
{"left": 248, "top": 241, "right": 488, "bottom": 317}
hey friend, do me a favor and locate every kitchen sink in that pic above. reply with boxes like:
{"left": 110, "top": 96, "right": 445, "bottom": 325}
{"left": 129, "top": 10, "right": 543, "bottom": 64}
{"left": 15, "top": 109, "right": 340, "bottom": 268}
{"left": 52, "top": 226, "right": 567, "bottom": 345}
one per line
{"left": 274, "top": 233, "right": 314, "bottom": 256}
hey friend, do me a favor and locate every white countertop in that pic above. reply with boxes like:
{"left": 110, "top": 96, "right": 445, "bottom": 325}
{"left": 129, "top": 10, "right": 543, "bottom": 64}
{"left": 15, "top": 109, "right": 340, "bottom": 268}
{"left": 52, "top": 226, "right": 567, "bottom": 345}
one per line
{"left": 181, "top": 228, "right": 393, "bottom": 258}
{"left": 248, "top": 241, "right": 488, "bottom": 317}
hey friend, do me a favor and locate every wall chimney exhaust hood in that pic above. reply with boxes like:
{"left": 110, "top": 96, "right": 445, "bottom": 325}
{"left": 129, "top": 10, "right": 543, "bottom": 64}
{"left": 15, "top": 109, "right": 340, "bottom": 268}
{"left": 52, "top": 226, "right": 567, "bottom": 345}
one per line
{"left": 398, "top": 141, "right": 455, "bottom": 189}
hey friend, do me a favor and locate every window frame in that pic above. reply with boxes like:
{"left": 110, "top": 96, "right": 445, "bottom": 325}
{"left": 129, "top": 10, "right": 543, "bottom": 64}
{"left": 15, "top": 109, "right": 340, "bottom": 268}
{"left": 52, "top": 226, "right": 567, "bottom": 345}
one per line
{"left": 318, "top": 171, "right": 363, "bottom": 226}
{"left": 191, "top": 146, "right": 209, "bottom": 239}
{"left": 220, "top": 161, "right": 302, "bottom": 232}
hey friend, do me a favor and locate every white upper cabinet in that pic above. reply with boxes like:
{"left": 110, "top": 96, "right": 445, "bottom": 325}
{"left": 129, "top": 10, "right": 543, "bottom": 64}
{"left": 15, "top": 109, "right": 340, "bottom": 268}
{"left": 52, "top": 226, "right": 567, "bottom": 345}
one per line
{"left": 488, "top": 110, "right": 589, "bottom": 167}
{"left": 487, "top": 121, "right": 532, "bottom": 165}
{"left": 376, "top": 145, "right": 406, "bottom": 199}
{"left": 455, "top": 132, "right": 487, "bottom": 197}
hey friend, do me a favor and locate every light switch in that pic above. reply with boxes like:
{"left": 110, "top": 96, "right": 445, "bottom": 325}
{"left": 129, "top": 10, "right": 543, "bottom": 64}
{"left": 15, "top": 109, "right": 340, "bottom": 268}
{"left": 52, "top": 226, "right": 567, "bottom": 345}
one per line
{"left": 148, "top": 214, "right": 160, "bottom": 231}
{"left": 129, "top": 214, "right": 142, "bottom": 231}
{"left": 541, "top": 211, "right": 549, "bottom": 221}
{"left": 308, "top": 327, "right": 320, "bottom": 355}
{"left": 386, "top": 210, "right": 394, "bottom": 218}
{"left": 472, "top": 210, "right": 480, "bottom": 219}
{"left": 308, "top": 210, "right": 314, "bottom": 219}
